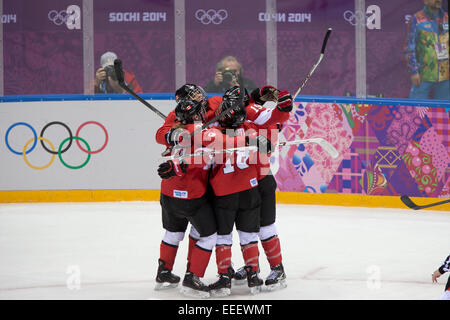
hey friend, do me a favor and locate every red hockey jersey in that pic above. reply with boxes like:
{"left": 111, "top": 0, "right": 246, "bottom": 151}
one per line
{"left": 155, "top": 96, "right": 222, "bottom": 147}
{"left": 159, "top": 122, "right": 210, "bottom": 199}
{"left": 245, "top": 102, "right": 289, "bottom": 180}
{"left": 208, "top": 121, "right": 260, "bottom": 196}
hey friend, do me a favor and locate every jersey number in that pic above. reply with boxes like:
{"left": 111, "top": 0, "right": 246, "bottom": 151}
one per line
{"left": 223, "top": 151, "right": 249, "bottom": 174}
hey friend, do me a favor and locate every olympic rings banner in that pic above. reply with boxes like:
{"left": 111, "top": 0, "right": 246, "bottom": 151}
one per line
{"left": 0, "top": 99, "right": 174, "bottom": 191}
{"left": 5, "top": 121, "right": 108, "bottom": 170}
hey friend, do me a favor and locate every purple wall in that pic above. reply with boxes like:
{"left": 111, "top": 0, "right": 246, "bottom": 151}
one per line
{"left": 2, "top": 0, "right": 449, "bottom": 98}
{"left": 3, "top": 0, "right": 83, "bottom": 95}
{"left": 93, "top": 0, "right": 175, "bottom": 92}
{"left": 276, "top": 0, "right": 356, "bottom": 96}
{"left": 185, "top": 0, "right": 267, "bottom": 91}
{"left": 365, "top": 0, "right": 417, "bottom": 98}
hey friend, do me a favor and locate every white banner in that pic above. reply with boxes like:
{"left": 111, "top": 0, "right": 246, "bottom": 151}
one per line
{"left": 0, "top": 99, "right": 173, "bottom": 190}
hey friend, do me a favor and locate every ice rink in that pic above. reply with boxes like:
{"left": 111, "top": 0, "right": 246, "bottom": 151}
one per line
{"left": 0, "top": 201, "right": 448, "bottom": 300}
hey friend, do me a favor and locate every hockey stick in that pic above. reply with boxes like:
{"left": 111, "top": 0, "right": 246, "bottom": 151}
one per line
{"left": 400, "top": 195, "right": 450, "bottom": 210}
{"left": 161, "top": 146, "right": 258, "bottom": 161}
{"left": 292, "top": 28, "right": 332, "bottom": 102}
{"left": 161, "top": 137, "right": 338, "bottom": 161}
{"left": 114, "top": 59, "right": 167, "bottom": 120}
{"left": 278, "top": 138, "right": 338, "bottom": 158}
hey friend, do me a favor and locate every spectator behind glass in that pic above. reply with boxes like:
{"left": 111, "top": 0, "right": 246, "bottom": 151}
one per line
{"left": 404, "top": 0, "right": 449, "bottom": 100}
{"left": 204, "top": 56, "right": 257, "bottom": 93}
{"left": 94, "top": 51, "right": 143, "bottom": 94}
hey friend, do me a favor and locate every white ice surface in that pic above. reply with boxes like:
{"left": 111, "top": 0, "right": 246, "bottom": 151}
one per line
{"left": 0, "top": 201, "right": 448, "bottom": 300}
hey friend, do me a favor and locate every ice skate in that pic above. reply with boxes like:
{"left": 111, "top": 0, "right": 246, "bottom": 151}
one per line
{"left": 232, "top": 266, "right": 248, "bottom": 286}
{"left": 244, "top": 266, "right": 263, "bottom": 295}
{"left": 154, "top": 259, "right": 180, "bottom": 290}
{"left": 180, "top": 271, "right": 210, "bottom": 299}
{"left": 209, "top": 267, "right": 234, "bottom": 297}
{"left": 265, "top": 263, "right": 287, "bottom": 291}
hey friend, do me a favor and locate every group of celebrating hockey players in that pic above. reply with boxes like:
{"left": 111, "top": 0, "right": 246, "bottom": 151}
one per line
{"left": 150, "top": 83, "right": 450, "bottom": 301}
{"left": 153, "top": 83, "right": 293, "bottom": 298}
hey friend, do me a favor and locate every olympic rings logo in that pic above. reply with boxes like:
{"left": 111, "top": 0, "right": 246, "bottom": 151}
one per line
{"left": 48, "top": 9, "right": 79, "bottom": 26}
{"left": 4, "top": 121, "right": 108, "bottom": 170}
{"left": 343, "top": 10, "right": 368, "bottom": 26}
{"left": 195, "top": 9, "right": 228, "bottom": 25}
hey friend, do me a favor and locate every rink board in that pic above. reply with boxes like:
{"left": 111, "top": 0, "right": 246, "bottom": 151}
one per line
{"left": 0, "top": 96, "right": 449, "bottom": 211}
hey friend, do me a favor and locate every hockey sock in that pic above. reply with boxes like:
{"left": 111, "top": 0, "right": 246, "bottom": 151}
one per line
{"left": 187, "top": 235, "right": 198, "bottom": 266}
{"left": 160, "top": 241, "right": 178, "bottom": 271}
{"left": 241, "top": 242, "right": 260, "bottom": 272}
{"left": 188, "top": 245, "right": 212, "bottom": 278}
{"left": 216, "top": 244, "right": 232, "bottom": 274}
{"left": 261, "top": 235, "right": 282, "bottom": 267}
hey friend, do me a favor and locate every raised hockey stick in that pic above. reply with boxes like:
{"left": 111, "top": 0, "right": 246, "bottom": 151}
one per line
{"left": 114, "top": 59, "right": 167, "bottom": 120}
{"left": 400, "top": 195, "right": 450, "bottom": 210}
{"left": 161, "top": 137, "right": 338, "bottom": 161}
{"left": 292, "top": 28, "right": 332, "bottom": 101}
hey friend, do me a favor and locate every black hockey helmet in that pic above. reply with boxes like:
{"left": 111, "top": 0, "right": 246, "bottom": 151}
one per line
{"left": 222, "top": 86, "right": 250, "bottom": 107}
{"left": 175, "top": 99, "right": 205, "bottom": 124}
{"left": 215, "top": 99, "right": 246, "bottom": 129}
{"left": 175, "top": 84, "right": 207, "bottom": 104}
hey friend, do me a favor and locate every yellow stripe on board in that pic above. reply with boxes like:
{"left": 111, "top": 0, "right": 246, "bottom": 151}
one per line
{"left": 276, "top": 192, "right": 449, "bottom": 211}
{"left": 0, "top": 190, "right": 448, "bottom": 211}
{"left": 0, "top": 190, "right": 161, "bottom": 203}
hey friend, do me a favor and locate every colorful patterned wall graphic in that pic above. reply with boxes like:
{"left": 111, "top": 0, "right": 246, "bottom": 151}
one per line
{"left": 273, "top": 102, "right": 450, "bottom": 199}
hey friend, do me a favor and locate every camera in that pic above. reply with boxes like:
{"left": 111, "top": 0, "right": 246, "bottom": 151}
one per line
{"left": 103, "top": 65, "right": 117, "bottom": 81}
{"left": 222, "top": 68, "right": 237, "bottom": 86}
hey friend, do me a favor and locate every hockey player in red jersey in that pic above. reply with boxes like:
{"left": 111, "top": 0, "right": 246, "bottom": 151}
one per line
{"left": 154, "top": 85, "right": 219, "bottom": 298}
{"left": 156, "top": 84, "right": 222, "bottom": 150}
{"left": 205, "top": 89, "right": 276, "bottom": 296}
{"left": 224, "top": 85, "right": 293, "bottom": 291}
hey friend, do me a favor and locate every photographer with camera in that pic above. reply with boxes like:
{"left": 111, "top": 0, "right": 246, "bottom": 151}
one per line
{"left": 94, "top": 51, "right": 143, "bottom": 94}
{"left": 204, "top": 56, "right": 257, "bottom": 93}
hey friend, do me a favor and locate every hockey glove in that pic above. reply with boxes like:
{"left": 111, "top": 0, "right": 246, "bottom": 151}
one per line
{"left": 250, "top": 85, "right": 280, "bottom": 105}
{"left": 246, "top": 135, "right": 273, "bottom": 154}
{"left": 276, "top": 90, "right": 293, "bottom": 112}
{"left": 165, "top": 128, "right": 188, "bottom": 147}
{"left": 157, "top": 160, "right": 188, "bottom": 179}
